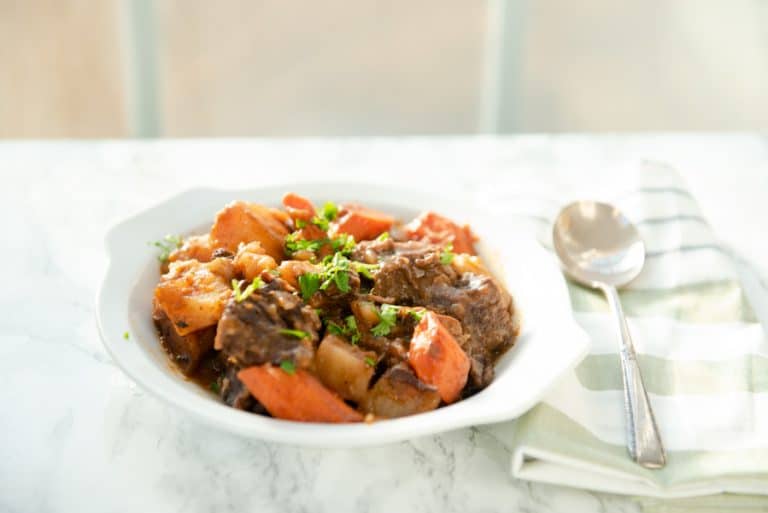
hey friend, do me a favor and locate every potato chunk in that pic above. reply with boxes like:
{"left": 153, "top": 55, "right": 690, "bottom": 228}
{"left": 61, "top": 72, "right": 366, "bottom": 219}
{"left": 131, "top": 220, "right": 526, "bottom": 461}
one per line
{"left": 234, "top": 241, "right": 278, "bottom": 281}
{"left": 364, "top": 364, "right": 441, "bottom": 418}
{"left": 153, "top": 258, "right": 234, "bottom": 336}
{"left": 210, "top": 201, "right": 290, "bottom": 260}
{"left": 168, "top": 234, "right": 215, "bottom": 264}
{"left": 315, "top": 334, "right": 376, "bottom": 403}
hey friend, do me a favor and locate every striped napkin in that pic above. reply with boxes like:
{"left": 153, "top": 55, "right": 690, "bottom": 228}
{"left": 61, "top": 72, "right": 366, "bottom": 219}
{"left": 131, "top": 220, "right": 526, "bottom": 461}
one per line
{"left": 480, "top": 161, "right": 768, "bottom": 503}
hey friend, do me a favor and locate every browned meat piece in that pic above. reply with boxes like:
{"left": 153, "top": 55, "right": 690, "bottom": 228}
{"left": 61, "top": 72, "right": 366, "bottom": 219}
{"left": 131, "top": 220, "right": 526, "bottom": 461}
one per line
{"left": 353, "top": 238, "right": 518, "bottom": 390}
{"left": 364, "top": 364, "right": 441, "bottom": 418}
{"left": 214, "top": 276, "right": 321, "bottom": 369}
{"left": 153, "top": 304, "right": 216, "bottom": 375}
{"left": 354, "top": 239, "right": 458, "bottom": 305}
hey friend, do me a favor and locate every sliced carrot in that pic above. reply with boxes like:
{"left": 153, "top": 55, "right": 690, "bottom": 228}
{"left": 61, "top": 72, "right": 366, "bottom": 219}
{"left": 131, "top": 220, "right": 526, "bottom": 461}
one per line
{"left": 408, "top": 311, "right": 471, "bottom": 404}
{"left": 282, "top": 193, "right": 316, "bottom": 223}
{"left": 237, "top": 365, "right": 363, "bottom": 423}
{"left": 405, "top": 211, "right": 477, "bottom": 255}
{"left": 331, "top": 204, "right": 394, "bottom": 241}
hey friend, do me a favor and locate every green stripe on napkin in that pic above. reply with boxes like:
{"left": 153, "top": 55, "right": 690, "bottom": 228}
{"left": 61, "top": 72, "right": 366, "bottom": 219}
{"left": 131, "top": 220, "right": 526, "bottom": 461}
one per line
{"left": 575, "top": 354, "right": 768, "bottom": 395}
{"left": 567, "top": 281, "right": 756, "bottom": 323}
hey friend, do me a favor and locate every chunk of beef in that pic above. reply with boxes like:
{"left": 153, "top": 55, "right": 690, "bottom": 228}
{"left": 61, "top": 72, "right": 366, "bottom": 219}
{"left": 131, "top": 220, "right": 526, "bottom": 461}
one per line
{"left": 153, "top": 304, "right": 216, "bottom": 375}
{"left": 214, "top": 276, "right": 321, "bottom": 368}
{"left": 353, "top": 239, "right": 458, "bottom": 305}
{"left": 354, "top": 239, "right": 518, "bottom": 390}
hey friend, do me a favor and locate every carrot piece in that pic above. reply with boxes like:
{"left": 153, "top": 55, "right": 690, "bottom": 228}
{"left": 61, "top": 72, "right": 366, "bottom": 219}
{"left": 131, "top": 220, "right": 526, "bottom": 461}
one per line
{"left": 282, "top": 193, "right": 316, "bottom": 223}
{"left": 237, "top": 365, "right": 363, "bottom": 423}
{"left": 332, "top": 204, "right": 394, "bottom": 241}
{"left": 405, "top": 211, "right": 477, "bottom": 255}
{"left": 408, "top": 311, "right": 471, "bottom": 404}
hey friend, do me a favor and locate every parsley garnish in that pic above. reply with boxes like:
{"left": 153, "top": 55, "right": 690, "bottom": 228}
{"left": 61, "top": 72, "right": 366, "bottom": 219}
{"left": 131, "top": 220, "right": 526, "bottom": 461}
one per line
{"left": 280, "top": 360, "right": 296, "bottom": 375}
{"left": 319, "top": 252, "right": 352, "bottom": 293}
{"left": 209, "top": 381, "right": 220, "bottom": 394}
{"left": 284, "top": 232, "right": 324, "bottom": 254}
{"left": 232, "top": 277, "right": 264, "bottom": 303}
{"left": 371, "top": 304, "right": 399, "bottom": 337}
{"left": 352, "top": 261, "right": 379, "bottom": 279}
{"left": 279, "top": 328, "right": 310, "bottom": 339}
{"left": 298, "top": 272, "right": 320, "bottom": 301}
{"left": 330, "top": 233, "right": 356, "bottom": 255}
{"left": 440, "top": 243, "right": 455, "bottom": 265}
{"left": 376, "top": 231, "right": 390, "bottom": 241}
{"left": 123, "top": 331, "right": 130, "bottom": 340}
{"left": 295, "top": 219, "right": 307, "bottom": 228}
{"left": 364, "top": 356, "right": 376, "bottom": 367}
{"left": 322, "top": 201, "right": 338, "bottom": 221}
{"left": 150, "top": 234, "right": 183, "bottom": 263}
{"left": 311, "top": 217, "right": 329, "bottom": 231}
{"left": 409, "top": 308, "right": 426, "bottom": 322}
{"left": 326, "top": 315, "right": 361, "bottom": 344}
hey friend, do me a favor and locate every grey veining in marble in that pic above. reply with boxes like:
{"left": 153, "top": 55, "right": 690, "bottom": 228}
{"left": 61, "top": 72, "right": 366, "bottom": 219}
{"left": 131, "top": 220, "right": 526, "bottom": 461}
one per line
{"left": 3, "top": 135, "right": 768, "bottom": 513}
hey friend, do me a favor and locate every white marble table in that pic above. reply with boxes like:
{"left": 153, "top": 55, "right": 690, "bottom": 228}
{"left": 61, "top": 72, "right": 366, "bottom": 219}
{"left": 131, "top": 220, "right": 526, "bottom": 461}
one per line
{"left": 3, "top": 136, "right": 767, "bottom": 513}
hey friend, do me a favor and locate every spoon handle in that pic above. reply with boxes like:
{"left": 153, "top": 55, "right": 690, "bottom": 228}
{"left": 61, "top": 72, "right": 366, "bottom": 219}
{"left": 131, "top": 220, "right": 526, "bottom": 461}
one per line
{"left": 601, "top": 284, "right": 666, "bottom": 469}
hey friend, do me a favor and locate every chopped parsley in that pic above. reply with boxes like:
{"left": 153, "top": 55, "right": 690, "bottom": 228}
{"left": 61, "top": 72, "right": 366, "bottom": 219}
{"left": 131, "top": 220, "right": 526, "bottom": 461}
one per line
{"left": 330, "top": 233, "right": 356, "bottom": 255}
{"left": 319, "top": 252, "right": 352, "bottom": 293}
{"left": 311, "top": 216, "right": 329, "bottom": 231}
{"left": 352, "top": 261, "right": 379, "bottom": 279}
{"left": 123, "top": 331, "right": 130, "bottom": 340}
{"left": 150, "top": 234, "right": 183, "bottom": 263}
{"left": 209, "top": 381, "right": 220, "bottom": 394}
{"left": 371, "top": 304, "right": 399, "bottom": 337}
{"left": 364, "top": 356, "right": 376, "bottom": 367}
{"left": 295, "top": 219, "right": 308, "bottom": 228}
{"left": 408, "top": 308, "right": 426, "bottom": 322}
{"left": 280, "top": 360, "right": 296, "bottom": 375}
{"left": 375, "top": 231, "right": 390, "bottom": 241}
{"left": 232, "top": 276, "right": 264, "bottom": 303}
{"left": 279, "top": 328, "right": 310, "bottom": 340}
{"left": 440, "top": 243, "right": 455, "bottom": 265}
{"left": 322, "top": 201, "right": 338, "bottom": 221}
{"left": 284, "top": 233, "right": 324, "bottom": 254}
{"left": 298, "top": 272, "right": 321, "bottom": 301}
{"left": 326, "top": 315, "right": 361, "bottom": 344}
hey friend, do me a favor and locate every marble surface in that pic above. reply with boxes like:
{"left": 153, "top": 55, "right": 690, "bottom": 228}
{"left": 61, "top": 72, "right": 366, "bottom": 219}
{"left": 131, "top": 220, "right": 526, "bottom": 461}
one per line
{"left": 3, "top": 135, "right": 768, "bottom": 513}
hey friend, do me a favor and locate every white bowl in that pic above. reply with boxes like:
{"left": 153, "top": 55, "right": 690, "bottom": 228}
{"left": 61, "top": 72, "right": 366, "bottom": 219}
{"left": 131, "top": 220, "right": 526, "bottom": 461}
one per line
{"left": 96, "top": 184, "right": 589, "bottom": 447}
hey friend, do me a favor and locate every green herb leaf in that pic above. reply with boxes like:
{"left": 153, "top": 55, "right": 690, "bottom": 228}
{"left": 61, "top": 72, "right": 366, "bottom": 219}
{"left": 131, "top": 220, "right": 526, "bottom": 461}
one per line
{"left": 150, "top": 234, "right": 183, "bottom": 263}
{"left": 209, "top": 381, "right": 220, "bottom": 394}
{"left": 371, "top": 304, "right": 399, "bottom": 337}
{"left": 345, "top": 315, "right": 361, "bottom": 344}
{"left": 408, "top": 308, "right": 426, "bottom": 323}
{"left": 326, "top": 321, "right": 345, "bottom": 336}
{"left": 298, "top": 272, "right": 320, "bottom": 301}
{"left": 440, "top": 243, "right": 454, "bottom": 265}
{"left": 364, "top": 356, "right": 376, "bottom": 367}
{"left": 333, "top": 268, "right": 350, "bottom": 292}
{"left": 322, "top": 201, "right": 338, "bottom": 221}
{"left": 284, "top": 232, "right": 324, "bottom": 255}
{"left": 352, "top": 261, "right": 379, "bottom": 279}
{"left": 311, "top": 216, "right": 330, "bottom": 231}
{"left": 123, "top": 331, "right": 130, "bottom": 340}
{"left": 295, "top": 219, "right": 307, "bottom": 228}
{"left": 279, "top": 328, "right": 310, "bottom": 340}
{"left": 330, "top": 234, "right": 356, "bottom": 255}
{"left": 375, "top": 231, "right": 390, "bottom": 241}
{"left": 280, "top": 360, "right": 296, "bottom": 375}
{"left": 232, "top": 276, "right": 264, "bottom": 302}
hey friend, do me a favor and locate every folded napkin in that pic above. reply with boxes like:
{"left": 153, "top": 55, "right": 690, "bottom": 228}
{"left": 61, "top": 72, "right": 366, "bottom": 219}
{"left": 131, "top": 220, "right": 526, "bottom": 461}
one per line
{"left": 482, "top": 161, "right": 768, "bottom": 503}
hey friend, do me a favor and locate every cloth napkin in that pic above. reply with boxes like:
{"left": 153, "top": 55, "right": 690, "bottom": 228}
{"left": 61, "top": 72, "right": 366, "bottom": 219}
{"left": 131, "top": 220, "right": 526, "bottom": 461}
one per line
{"left": 482, "top": 161, "right": 768, "bottom": 504}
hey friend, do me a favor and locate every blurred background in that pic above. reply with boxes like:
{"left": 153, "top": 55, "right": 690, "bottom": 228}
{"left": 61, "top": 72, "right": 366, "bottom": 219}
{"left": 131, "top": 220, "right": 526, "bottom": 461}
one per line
{"left": 2, "top": 0, "right": 767, "bottom": 138}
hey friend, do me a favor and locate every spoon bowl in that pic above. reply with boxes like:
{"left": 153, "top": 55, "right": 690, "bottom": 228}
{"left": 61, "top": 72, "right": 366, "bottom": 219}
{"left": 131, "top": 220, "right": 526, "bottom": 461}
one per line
{"left": 553, "top": 201, "right": 645, "bottom": 288}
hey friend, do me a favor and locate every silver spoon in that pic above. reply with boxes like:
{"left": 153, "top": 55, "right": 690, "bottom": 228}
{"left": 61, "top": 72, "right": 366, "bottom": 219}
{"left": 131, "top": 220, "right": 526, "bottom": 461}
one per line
{"left": 553, "top": 201, "right": 666, "bottom": 469}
